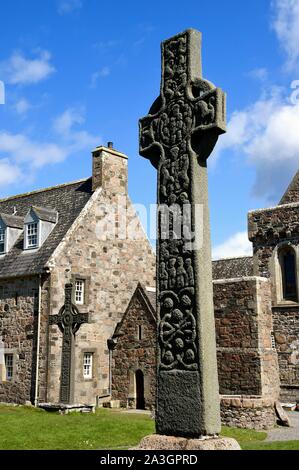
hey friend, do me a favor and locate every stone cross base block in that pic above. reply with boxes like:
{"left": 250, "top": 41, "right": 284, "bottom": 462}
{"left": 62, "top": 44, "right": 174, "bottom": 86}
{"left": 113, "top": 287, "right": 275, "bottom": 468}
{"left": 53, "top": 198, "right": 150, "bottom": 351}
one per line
{"left": 132, "top": 435, "right": 241, "bottom": 451}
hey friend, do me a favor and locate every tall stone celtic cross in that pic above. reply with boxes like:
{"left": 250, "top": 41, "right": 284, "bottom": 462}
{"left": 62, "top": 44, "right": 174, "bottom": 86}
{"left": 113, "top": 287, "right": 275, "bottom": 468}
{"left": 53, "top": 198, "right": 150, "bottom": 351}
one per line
{"left": 49, "top": 283, "right": 88, "bottom": 403}
{"left": 139, "top": 29, "right": 226, "bottom": 437}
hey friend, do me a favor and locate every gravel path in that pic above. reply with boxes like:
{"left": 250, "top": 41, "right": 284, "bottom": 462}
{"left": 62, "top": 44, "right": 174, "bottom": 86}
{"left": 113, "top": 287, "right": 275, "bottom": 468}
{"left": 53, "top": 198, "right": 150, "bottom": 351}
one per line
{"left": 266, "top": 412, "right": 299, "bottom": 442}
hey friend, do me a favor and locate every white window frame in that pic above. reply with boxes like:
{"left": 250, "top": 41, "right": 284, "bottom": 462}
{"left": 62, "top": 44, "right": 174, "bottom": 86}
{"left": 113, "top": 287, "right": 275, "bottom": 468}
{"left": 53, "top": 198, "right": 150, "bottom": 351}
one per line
{"left": 83, "top": 352, "right": 93, "bottom": 379}
{"left": 25, "top": 222, "right": 39, "bottom": 249}
{"left": 4, "top": 353, "right": 13, "bottom": 381}
{"left": 75, "top": 280, "right": 85, "bottom": 305}
{"left": 0, "top": 228, "right": 6, "bottom": 254}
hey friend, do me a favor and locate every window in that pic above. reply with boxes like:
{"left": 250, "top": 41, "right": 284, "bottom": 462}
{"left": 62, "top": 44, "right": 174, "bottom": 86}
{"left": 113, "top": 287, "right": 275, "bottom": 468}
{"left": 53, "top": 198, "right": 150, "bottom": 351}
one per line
{"left": 0, "top": 229, "right": 5, "bottom": 253}
{"left": 27, "top": 223, "right": 38, "bottom": 248}
{"left": 75, "top": 280, "right": 85, "bottom": 305}
{"left": 279, "top": 247, "right": 298, "bottom": 302}
{"left": 5, "top": 354, "right": 13, "bottom": 381}
{"left": 271, "top": 332, "right": 276, "bottom": 350}
{"left": 137, "top": 325, "right": 143, "bottom": 340}
{"left": 83, "top": 353, "right": 93, "bottom": 379}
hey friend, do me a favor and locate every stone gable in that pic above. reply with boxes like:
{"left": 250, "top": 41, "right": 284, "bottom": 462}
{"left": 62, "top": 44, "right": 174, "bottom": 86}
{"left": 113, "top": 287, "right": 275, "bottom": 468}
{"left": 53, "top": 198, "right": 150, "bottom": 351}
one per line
{"left": 110, "top": 284, "right": 156, "bottom": 409}
{"left": 279, "top": 170, "right": 299, "bottom": 205}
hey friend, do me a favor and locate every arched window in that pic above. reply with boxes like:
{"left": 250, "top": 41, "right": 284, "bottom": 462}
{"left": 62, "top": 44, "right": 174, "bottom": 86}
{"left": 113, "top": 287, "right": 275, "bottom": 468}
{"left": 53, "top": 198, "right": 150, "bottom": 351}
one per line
{"left": 279, "top": 246, "right": 298, "bottom": 302}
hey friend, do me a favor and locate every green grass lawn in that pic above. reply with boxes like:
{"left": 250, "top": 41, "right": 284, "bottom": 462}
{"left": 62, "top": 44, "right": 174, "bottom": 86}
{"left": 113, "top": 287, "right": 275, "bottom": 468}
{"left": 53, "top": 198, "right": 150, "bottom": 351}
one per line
{"left": 0, "top": 405, "right": 298, "bottom": 450}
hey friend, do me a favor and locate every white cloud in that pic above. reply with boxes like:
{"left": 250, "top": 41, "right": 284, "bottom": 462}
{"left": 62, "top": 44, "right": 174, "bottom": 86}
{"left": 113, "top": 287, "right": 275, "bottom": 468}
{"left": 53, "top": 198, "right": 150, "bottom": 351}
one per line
{"left": 248, "top": 68, "right": 269, "bottom": 82}
{"left": 0, "top": 50, "right": 55, "bottom": 86}
{"left": 53, "top": 107, "right": 99, "bottom": 152}
{"left": 214, "top": 87, "right": 299, "bottom": 201}
{"left": 0, "top": 131, "right": 68, "bottom": 169}
{"left": 90, "top": 67, "right": 111, "bottom": 88}
{"left": 93, "top": 40, "right": 121, "bottom": 50}
{"left": 0, "top": 107, "right": 100, "bottom": 187}
{"left": 213, "top": 3, "right": 299, "bottom": 202}
{"left": 58, "top": 0, "right": 82, "bottom": 15}
{"left": 212, "top": 231, "right": 252, "bottom": 260}
{"left": 53, "top": 108, "right": 84, "bottom": 135}
{"left": 272, "top": 0, "right": 299, "bottom": 71}
{"left": 0, "top": 159, "right": 21, "bottom": 186}
{"left": 14, "top": 98, "right": 31, "bottom": 115}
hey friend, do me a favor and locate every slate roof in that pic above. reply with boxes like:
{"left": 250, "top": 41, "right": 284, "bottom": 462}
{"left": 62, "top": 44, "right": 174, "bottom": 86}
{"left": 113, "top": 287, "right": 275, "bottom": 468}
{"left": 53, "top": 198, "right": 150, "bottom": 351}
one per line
{"left": 144, "top": 287, "right": 156, "bottom": 311}
{"left": 0, "top": 213, "right": 24, "bottom": 229}
{"left": 31, "top": 206, "right": 58, "bottom": 223}
{"left": 0, "top": 178, "right": 93, "bottom": 279}
{"left": 212, "top": 256, "right": 254, "bottom": 280}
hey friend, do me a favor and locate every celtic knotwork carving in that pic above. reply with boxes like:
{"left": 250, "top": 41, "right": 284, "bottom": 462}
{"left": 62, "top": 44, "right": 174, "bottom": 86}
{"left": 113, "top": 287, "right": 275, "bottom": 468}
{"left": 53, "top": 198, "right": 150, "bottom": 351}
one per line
{"left": 159, "top": 290, "right": 197, "bottom": 370}
{"left": 163, "top": 34, "right": 188, "bottom": 97}
{"left": 139, "top": 30, "right": 226, "bottom": 374}
{"left": 159, "top": 101, "right": 193, "bottom": 147}
{"left": 195, "top": 96, "right": 215, "bottom": 126}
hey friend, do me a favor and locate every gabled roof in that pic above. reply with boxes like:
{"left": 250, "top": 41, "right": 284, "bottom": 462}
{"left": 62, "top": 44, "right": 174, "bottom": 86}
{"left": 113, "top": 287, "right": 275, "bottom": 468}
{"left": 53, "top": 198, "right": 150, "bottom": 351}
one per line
{"left": 112, "top": 283, "right": 156, "bottom": 338}
{"left": 0, "top": 213, "right": 23, "bottom": 229}
{"left": 144, "top": 286, "right": 156, "bottom": 311}
{"left": 279, "top": 170, "right": 299, "bottom": 205}
{"left": 30, "top": 205, "right": 58, "bottom": 223}
{"left": 0, "top": 178, "right": 93, "bottom": 278}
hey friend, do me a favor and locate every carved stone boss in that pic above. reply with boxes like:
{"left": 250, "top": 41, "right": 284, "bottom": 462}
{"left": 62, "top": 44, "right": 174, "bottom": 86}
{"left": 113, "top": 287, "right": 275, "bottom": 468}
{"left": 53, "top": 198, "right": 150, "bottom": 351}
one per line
{"left": 49, "top": 283, "right": 88, "bottom": 403}
{"left": 139, "top": 29, "right": 226, "bottom": 437}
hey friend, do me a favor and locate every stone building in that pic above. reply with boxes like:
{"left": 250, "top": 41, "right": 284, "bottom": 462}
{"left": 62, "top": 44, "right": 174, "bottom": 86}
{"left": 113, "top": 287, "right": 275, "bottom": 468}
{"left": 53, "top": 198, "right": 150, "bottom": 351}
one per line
{"left": 110, "top": 172, "right": 299, "bottom": 429}
{"left": 0, "top": 143, "right": 155, "bottom": 405}
{"left": 1, "top": 139, "right": 298, "bottom": 429}
{"left": 109, "top": 284, "right": 156, "bottom": 410}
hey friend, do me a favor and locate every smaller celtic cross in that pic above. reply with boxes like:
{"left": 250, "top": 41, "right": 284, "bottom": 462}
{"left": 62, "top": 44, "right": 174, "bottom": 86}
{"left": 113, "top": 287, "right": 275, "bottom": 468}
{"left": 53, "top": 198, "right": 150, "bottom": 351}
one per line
{"left": 49, "top": 283, "right": 88, "bottom": 403}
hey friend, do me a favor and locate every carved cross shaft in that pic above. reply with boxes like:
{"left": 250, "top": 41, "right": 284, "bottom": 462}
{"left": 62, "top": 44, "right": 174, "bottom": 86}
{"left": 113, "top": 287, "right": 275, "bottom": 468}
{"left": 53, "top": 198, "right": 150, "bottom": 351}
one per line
{"left": 139, "top": 29, "right": 226, "bottom": 437}
{"left": 49, "top": 283, "right": 88, "bottom": 403}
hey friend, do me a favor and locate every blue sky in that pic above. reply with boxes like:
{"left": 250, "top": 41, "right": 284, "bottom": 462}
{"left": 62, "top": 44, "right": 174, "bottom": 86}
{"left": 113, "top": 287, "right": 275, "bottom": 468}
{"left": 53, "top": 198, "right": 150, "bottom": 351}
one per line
{"left": 0, "top": 0, "right": 299, "bottom": 257}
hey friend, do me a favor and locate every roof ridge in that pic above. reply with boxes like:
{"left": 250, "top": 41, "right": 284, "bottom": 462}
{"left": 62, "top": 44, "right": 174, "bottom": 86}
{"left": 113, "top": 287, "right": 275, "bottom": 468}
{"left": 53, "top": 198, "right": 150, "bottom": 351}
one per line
{"left": 0, "top": 177, "right": 90, "bottom": 204}
{"left": 212, "top": 255, "right": 253, "bottom": 261}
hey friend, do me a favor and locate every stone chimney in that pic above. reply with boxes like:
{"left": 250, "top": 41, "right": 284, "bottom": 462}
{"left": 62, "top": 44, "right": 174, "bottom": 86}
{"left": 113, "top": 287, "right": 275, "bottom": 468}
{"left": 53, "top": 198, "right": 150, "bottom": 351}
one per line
{"left": 92, "top": 142, "right": 128, "bottom": 194}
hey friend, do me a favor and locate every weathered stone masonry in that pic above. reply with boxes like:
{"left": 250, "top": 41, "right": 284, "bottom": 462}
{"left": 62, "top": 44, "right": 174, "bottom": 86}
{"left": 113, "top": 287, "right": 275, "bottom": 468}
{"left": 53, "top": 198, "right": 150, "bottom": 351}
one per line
{"left": 0, "top": 144, "right": 156, "bottom": 406}
{"left": 249, "top": 201, "right": 299, "bottom": 400}
{"left": 214, "top": 277, "right": 280, "bottom": 429}
{"left": 0, "top": 275, "right": 50, "bottom": 404}
{"left": 46, "top": 146, "right": 156, "bottom": 405}
{"left": 111, "top": 276, "right": 279, "bottom": 429}
{"left": 110, "top": 285, "right": 156, "bottom": 409}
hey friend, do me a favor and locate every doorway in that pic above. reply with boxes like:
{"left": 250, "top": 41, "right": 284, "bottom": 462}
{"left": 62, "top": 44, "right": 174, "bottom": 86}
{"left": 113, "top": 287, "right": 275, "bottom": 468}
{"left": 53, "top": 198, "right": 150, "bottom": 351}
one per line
{"left": 135, "top": 369, "right": 145, "bottom": 410}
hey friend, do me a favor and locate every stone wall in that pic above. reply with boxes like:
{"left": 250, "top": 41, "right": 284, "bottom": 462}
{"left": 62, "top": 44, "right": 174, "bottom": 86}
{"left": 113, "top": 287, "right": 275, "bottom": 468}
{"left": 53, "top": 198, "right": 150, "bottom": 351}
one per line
{"left": 248, "top": 203, "right": 299, "bottom": 278}
{"left": 220, "top": 396, "right": 276, "bottom": 430}
{"left": 110, "top": 286, "right": 156, "bottom": 409}
{"left": 214, "top": 277, "right": 280, "bottom": 399}
{"left": 46, "top": 149, "right": 156, "bottom": 405}
{"left": 0, "top": 276, "right": 39, "bottom": 403}
{"left": 272, "top": 306, "right": 299, "bottom": 401}
{"left": 248, "top": 202, "right": 299, "bottom": 399}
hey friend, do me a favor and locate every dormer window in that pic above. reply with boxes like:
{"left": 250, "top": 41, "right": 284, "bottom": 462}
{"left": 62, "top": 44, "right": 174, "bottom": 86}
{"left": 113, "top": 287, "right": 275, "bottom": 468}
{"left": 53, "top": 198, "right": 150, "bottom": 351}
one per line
{"left": 24, "top": 206, "right": 58, "bottom": 251}
{"left": 27, "top": 223, "right": 38, "bottom": 248}
{"left": 0, "top": 213, "right": 23, "bottom": 255}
